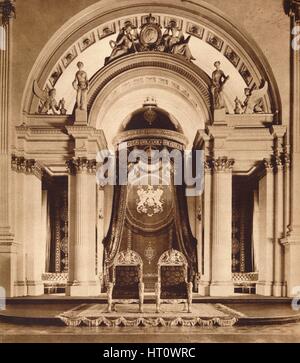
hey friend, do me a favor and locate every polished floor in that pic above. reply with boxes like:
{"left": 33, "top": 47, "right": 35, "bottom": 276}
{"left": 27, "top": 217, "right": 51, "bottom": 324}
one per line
{"left": 1, "top": 321, "right": 300, "bottom": 343}
{"left": 1, "top": 301, "right": 300, "bottom": 343}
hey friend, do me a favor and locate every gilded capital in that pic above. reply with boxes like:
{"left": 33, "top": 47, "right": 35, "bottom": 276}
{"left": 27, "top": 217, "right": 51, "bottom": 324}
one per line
{"left": 287, "top": 0, "right": 300, "bottom": 21}
{"left": 0, "top": 0, "right": 16, "bottom": 25}
{"left": 66, "top": 157, "right": 97, "bottom": 175}
{"left": 263, "top": 158, "right": 274, "bottom": 172}
{"left": 24, "top": 159, "right": 43, "bottom": 179}
{"left": 212, "top": 156, "right": 234, "bottom": 172}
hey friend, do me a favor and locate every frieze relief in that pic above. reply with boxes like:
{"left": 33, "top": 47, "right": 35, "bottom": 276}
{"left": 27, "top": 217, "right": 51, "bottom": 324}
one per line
{"left": 42, "top": 12, "right": 258, "bottom": 102}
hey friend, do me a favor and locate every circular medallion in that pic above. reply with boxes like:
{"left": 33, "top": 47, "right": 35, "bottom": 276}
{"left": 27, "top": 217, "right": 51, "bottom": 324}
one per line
{"left": 140, "top": 24, "right": 162, "bottom": 48}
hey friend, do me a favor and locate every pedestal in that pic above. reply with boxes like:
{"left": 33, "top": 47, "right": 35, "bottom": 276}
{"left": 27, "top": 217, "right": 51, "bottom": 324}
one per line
{"left": 75, "top": 109, "right": 88, "bottom": 124}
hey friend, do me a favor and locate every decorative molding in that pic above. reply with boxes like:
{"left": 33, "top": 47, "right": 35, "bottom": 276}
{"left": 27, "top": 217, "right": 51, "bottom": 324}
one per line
{"left": 11, "top": 155, "right": 43, "bottom": 179}
{"left": 263, "top": 158, "right": 274, "bottom": 172}
{"left": 0, "top": 0, "right": 16, "bottom": 25}
{"left": 66, "top": 157, "right": 96, "bottom": 175}
{"left": 212, "top": 157, "right": 234, "bottom": 172}
{"left": 88, "top": 53, "right": 212, "bottom": 114}
{"left": 158, "top": 248, "right": 187, "bottom": 266}
{"left": 113, "top": 128, "right": 188, "bottom": 148}
{"left": 288, "top": 0, "right": 300, "bottom": 21}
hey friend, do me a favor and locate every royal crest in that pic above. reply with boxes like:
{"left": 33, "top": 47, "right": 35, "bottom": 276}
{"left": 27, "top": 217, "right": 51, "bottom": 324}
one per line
{"left": 136, "top": 185, "right": 164, "bottom": 217}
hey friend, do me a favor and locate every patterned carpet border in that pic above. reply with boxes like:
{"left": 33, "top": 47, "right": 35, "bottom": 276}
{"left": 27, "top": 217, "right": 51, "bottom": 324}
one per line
{"left": 58, "top": 315, "right": 238, "bottom": 327}
{"left": 58, "top": 303, "right": 240, "bottom": 328}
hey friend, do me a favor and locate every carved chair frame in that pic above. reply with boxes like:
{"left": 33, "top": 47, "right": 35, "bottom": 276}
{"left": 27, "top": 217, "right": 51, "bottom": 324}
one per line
{"left": 107, "top": 249, "right": 144, "bottom": 313}
{"left": 155, "top": 248, "right": 193, "bottom": 313}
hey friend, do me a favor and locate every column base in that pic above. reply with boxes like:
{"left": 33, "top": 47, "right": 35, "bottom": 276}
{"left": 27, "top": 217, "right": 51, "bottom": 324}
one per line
{"left": 256, "top": 281, "right": 272, "bottom": 296}
{"left": 281, "top": 236, "right": 300, "bottom": 297}
{"left": 27, "top": 281, "right": 44, "bottom": 296}
{"left": 209, "top": 281, "right": 234, "bottom": 296}
{"left": 197, "top": 281, "right": 210, "bottom": 296}
{"left": 272, "top": 282, "right": 286, "bottom": 297}
{"left": 66, "top": 280, "right": 100, "bottom": 296}
{"left": 14, "top": 281, "right": 27, "bottom": 296}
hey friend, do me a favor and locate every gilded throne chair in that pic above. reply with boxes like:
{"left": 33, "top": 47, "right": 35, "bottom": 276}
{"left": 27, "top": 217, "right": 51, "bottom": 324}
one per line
{"left": 155, "top": 249, "right": 193, "bottom": 313}
{"left": 107, "top": 249, "right": 144, "bottom": 313}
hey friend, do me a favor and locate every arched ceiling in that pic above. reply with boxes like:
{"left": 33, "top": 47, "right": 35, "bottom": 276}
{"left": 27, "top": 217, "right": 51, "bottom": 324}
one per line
{"left": 23, "top": 0, "right": 280, "bottom": 134}
{"left": 30, "top": 12, "right": 270, "bottom": 115}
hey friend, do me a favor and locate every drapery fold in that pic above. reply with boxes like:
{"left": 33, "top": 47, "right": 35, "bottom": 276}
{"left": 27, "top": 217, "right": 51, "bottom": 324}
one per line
{"left": 172, "top": 183, "right": 198, "bottom": 281}
{"left": 103, "top": 185, "right": 128, "bottom": 268}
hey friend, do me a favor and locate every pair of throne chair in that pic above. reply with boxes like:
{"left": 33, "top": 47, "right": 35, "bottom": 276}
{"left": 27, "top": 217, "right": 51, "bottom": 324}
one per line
{"left": 107, "top": 248, "right": 193, "bottom": 313}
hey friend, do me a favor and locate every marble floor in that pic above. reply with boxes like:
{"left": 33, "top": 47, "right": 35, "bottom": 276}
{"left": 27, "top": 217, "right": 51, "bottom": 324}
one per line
{"left": 0, "top": 302, "right": 300, "bottom": 343}
{"left": 1, "top": 321, "right": 300, "bottom": 343}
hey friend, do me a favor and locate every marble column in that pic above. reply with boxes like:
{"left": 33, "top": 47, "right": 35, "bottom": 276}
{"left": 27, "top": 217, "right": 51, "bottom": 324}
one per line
{"left": 24, "top": 160, "right": 44, "bottom": 295}
{"left": 198, "top": 161, "right": 212, "bottom": 295}
{"left": 11, "top": 156, "right": 26, "bottom": 296}
{"left": 96, "top": 185, "right": 105, "bottom": 290}
{"left": 66, "top": 158, "right": 100, "bottom": 296}
{"left": 256, "top": 159, "right": 274, "bottom": 296}
{"left": 210, "top": 157, "right": 234, "bottom": 296}
{"left": 273, "top": 156, "right": 285, "bottom": 296}
{"left": 282, "top": 1, "right": 300, "bottom": 297}
{"left": 0, "top": 1, "right": 16, "bottom": 297}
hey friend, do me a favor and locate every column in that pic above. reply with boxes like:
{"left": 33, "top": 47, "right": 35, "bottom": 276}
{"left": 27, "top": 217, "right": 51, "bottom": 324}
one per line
{"left": 198, "top": 161, "right": 212, "bottom": 295}
{"left": 66, "top": 158, "right": 100, "bottom": 296}
{"left": 256, "top": 159, "right": 274, "bottom": 296}
{"left": 210, "top": 157, "right": 234, "bottom": 296}
{"left": 24, "top": 160, "right": 44, "bottom": 295}
{"left": 11, "top": 156, "right": 26, "bottom": 296}
{"left": 282, "top": 1, "right": 300, "bottom": 297}
{"left": 96, "top": 185, "right": 105, "bottom": 291}
{"left": 273, "top": 156, "right": 285, "bottom": 296}
{"left": 0, "top": 1, "right": 16, "bottom": 297}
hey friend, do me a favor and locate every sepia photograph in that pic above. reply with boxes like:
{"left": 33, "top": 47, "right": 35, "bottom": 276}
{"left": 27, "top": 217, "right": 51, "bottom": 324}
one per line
{"left": 0, "top": 0, "right": 300, "bottom": 352}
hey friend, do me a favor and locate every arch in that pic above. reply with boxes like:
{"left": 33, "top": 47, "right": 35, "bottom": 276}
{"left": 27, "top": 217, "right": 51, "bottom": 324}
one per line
{"left": 87, "top": 53, "right": 211, "bottom": 147}
{"left": 21, "top": 0, "right": 281, "bottom": 121}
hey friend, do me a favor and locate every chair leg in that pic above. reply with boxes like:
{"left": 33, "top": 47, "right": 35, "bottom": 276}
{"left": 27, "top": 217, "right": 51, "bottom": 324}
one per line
{"left": 139, "top": 302, "right": 143, "bottom": 313}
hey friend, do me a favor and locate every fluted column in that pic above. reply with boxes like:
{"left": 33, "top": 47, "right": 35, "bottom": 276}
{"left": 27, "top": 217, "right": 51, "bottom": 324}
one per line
{"left": 0, "top": 0, "right": 16, "bottom": 297}
{"left": 273, "top": 156, "right": 285, "bottom": 296}
{"left": 198, "top": 161, "right": 212, "bottom": 295}
{"left": 23, "top": 160, "right": 44, "bottom": 295}
{"left": 96, "top": 185, "right": 105, "bottom": 291}
{"left": 11, "top": 156, "right": 26, "bottom": 296}
{"left": 210, "top": 157, "right": 234, "bottom": 296}
{"left": 66, "top": 157, "right": 100, "bottom": 296}
{"left": 282, "top": 1, "right": 300, "bottom": 296}
{"left": 256, "top": 159, "right": 274, "bottom": 296}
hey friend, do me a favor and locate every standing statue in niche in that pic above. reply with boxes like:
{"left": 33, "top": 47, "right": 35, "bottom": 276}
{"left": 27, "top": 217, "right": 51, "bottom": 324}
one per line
{"left": 105, "top": 21, "right": 139, "bottom": 64}
{"left": 72, "top": 61, "right": 89, "bottom": 111}
{"left": 162, "top": 20, "right": 195, "bottom": 61}
{"left": 211, "top": 61, "right": 230, "bottom": 110}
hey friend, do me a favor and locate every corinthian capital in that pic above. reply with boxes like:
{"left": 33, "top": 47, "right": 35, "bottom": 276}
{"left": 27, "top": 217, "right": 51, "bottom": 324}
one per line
{"left": 25, "top": 159, "right": 43, "bottom": 179}
{"left": 212, "top": 157, "right": 234, "bottom": 172}
{"left": 287, "top": 0, "right": 300, "bottom": 21}
{"left": 66, "top": 157, "right": 96, "bottom": 175}
{"left": 0, "top": 0, "right": 16, "bottom": 25}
